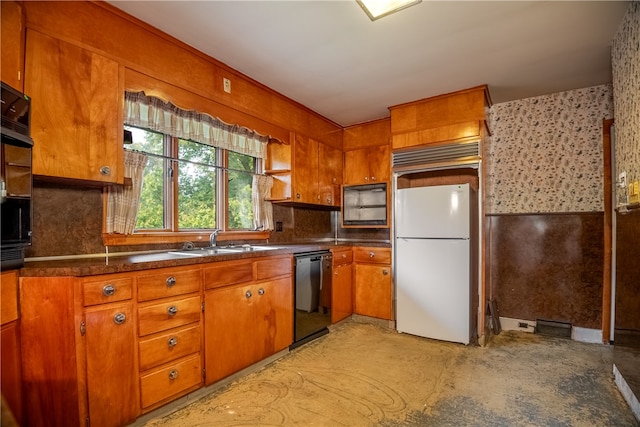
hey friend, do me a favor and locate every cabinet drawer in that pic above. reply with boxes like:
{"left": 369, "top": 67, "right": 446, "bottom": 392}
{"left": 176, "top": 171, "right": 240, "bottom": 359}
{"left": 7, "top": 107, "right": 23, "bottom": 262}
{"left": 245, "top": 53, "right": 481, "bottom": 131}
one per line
{"left": 138, "top": 296, "right": 201, "bottom": 337}
{"left": 137, "top": 268, "right": 202, "bottom": 302}
{"left": 353, "top": 247, "right": 391, "bottom": 265}
{"left": 331, "top": 248, "right": 353, "bottom": 266}
{"left": 139, "top": 324, "right": 201, "bottom": 371}
{"left": 204, "top": 260, "right": 253, "bottom": 290}
{"left": 140, "top": 353, "right": 201, "bottom": 409}
{"left": 83, "top": 277, "right": 132, "bottom": 306}
{"left": 256, "top": 256, "right": 292, "bottom": 281}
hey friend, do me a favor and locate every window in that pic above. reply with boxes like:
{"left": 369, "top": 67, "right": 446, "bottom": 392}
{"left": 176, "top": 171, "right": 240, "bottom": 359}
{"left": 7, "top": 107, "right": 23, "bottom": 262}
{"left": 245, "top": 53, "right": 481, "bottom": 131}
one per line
{"left": 126, "top": 125, "right": 257, "bottom": 233}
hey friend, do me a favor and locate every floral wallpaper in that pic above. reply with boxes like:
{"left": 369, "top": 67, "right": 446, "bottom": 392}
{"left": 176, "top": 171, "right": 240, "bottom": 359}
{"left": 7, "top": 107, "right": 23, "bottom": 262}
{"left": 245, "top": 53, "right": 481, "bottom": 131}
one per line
{"left": 612, "top": 0, "right": 640, "bottom": 202}
{"left": 486, "top": 85, "right": 613, "bottom": 214}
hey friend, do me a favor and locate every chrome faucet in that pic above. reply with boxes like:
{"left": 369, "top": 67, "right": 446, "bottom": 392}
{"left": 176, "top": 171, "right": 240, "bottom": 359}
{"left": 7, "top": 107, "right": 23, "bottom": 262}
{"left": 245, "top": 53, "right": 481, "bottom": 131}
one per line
{"left": 209, "top": 229, "right": 219, "bottom": 247}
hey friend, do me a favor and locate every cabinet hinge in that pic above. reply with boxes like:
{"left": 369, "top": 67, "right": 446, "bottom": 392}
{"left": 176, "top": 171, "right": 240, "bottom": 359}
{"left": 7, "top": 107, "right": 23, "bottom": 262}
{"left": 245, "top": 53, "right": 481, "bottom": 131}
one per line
{"left": 202, "top": 368, "right": 206, "bottom": 380}
{"left": 201, "top": 301, "right": 205, "bottom": 312}
{"left": 80, "top": 320, "right": 86, "bottom": 336}
{"left": 86, "top": 416, "right": 90, "bottom": 427}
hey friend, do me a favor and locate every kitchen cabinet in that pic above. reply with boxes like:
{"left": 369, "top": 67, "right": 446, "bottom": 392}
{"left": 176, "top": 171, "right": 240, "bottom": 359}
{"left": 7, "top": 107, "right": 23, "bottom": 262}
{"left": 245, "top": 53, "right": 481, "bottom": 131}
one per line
{"left": 353, "top": 247, "right": 393, "bottom": 320}
{"left": 344, "top": 145, "right": 390, "bottom": 186}
{"left": 292, "top": 133, "right": 342, "bottom": 207}
{"left": 204, "top": 256, "right": 293, "bottom": 384}
{"left": 20, "top": 274, "right": 139, "bottom": 427}
{"left": 1, "top": 1, "right": 25, "bottom": 91}
{"left": 1, "top": 270, "right": 22, "bottom": 425}
{"left": 136, "top": 266, "right": 203, "bottom": 412}
{"left": 25, "top": 29, "right": 123, "bottom": 184}
{"left": 331, "top": 248, "right": 353, "bottom": 323}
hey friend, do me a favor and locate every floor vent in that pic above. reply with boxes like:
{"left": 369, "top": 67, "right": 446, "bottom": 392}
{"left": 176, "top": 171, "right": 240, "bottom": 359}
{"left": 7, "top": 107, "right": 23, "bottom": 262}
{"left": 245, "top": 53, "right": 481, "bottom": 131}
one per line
{"left": 535, "top": 319, "right": 572, "bottom": 338}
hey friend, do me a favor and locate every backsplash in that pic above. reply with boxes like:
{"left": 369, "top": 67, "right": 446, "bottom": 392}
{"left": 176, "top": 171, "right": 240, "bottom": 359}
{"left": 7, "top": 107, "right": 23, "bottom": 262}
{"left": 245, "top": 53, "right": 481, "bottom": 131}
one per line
{"left": 486, "top": 84, "right": 614, "bottom": 214}
{"left": 612, "top": 0, "right": 640, "bottom": 195}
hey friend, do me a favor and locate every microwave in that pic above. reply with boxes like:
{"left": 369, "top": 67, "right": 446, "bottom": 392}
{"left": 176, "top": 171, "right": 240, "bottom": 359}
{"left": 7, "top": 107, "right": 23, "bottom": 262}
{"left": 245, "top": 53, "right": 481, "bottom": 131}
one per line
{"left": 342, "top": 183, "right": 388, "bottom": 227}
{"left": 1, "top": 82, "right": 33, "bottom": 269}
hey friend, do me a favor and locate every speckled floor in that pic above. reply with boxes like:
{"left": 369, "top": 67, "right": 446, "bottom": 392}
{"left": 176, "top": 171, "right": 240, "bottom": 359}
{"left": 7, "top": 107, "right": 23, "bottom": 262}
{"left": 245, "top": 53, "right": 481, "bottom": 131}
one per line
{"left": 143, "top": 321, "right": 638, "bottom": 427}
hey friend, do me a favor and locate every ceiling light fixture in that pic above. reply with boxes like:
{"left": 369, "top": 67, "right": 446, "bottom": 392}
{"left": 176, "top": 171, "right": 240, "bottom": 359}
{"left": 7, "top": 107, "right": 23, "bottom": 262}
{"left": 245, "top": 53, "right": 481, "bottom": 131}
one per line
{"left": 356, "top": 0, "right": 422, "bottom": 21}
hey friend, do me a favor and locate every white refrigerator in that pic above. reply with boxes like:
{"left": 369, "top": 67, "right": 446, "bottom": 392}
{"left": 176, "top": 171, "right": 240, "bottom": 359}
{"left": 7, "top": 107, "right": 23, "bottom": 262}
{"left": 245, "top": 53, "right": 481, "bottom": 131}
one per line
{"left": 395, "top": 184, "right": 472, "bottom": 344}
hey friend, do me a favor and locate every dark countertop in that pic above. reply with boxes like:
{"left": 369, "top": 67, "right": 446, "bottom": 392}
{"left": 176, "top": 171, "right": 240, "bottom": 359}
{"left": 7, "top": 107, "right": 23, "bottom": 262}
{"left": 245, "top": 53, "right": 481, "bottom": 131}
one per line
{"left": 19, "top": 241, "right": 391, "bottom": 277}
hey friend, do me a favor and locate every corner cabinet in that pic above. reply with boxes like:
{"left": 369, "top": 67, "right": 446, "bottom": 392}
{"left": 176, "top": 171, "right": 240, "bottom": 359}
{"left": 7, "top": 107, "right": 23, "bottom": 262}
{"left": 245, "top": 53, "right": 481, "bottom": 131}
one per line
{"left": 25, "top": 29, "right": 123, "bottom": 184}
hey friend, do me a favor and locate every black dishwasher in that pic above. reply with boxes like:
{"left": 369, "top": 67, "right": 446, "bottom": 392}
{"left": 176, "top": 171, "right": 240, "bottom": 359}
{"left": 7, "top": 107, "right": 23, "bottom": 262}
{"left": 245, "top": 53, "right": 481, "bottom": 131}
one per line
{"left": 292, "top": 250, "right": 332, "bottom": 348}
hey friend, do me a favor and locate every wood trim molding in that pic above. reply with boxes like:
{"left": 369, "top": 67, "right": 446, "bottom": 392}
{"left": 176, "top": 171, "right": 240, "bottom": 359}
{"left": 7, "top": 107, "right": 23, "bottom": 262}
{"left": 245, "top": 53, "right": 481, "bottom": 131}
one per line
{"left": 602, "top": 118, "right": 614, "bottom": 344}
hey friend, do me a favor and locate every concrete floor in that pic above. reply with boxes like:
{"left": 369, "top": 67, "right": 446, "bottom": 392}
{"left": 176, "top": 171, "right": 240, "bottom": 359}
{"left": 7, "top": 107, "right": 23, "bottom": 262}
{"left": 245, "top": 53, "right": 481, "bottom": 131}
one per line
{"left": 143, "top": 320, "right": 638, "bottom": 426}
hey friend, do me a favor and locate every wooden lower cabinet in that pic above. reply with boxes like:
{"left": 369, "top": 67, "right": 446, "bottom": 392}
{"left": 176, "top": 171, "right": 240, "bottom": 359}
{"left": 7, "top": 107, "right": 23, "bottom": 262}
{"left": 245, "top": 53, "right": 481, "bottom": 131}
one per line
{"left": 84, "top": 302, "right": 138, "bottom": 427}
{"left": 353, "top": 247, "right": 393, "bottom": 320}
{"left": 331, "top": 248, "right": 353, "bottom": 324}
{"left": 204, "top": 276, "right": 293, "bottom": 384}
{"left": 1, "top": 270, "right": 22, "bottom": 425}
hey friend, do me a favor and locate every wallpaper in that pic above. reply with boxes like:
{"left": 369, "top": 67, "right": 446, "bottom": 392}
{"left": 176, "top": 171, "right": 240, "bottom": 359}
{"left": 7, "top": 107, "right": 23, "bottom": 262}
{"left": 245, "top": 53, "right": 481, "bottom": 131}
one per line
{"left": 486, "top": 85, "right": 613, "bottom": 214}
{"left": 612, "top": 0, "right": 640, "bottom": 200}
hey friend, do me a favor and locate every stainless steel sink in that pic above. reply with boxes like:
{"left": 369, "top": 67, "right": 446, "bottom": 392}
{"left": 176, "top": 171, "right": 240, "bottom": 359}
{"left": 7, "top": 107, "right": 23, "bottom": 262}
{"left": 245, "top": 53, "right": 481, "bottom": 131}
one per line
{"left": 167, "top": 247, "right": 240, "bottom": 257}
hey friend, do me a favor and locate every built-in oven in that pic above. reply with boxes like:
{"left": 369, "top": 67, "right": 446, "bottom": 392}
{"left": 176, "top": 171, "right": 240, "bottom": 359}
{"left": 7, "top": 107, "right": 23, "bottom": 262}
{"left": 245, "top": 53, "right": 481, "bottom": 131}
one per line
{"left": 292, "top": 250, "right": 332, "bottom": 348}
{"left": 1, "top": 82, "right": 34, "bottom": 269}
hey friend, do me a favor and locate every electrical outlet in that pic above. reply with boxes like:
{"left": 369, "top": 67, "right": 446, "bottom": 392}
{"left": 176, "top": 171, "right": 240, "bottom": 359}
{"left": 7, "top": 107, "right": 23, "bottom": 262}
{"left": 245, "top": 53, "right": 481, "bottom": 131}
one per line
{"left": 518, "top": 322, "right": 529, "bottom": 328}
{"left": 275, "top": 221, "right": 283, "bottom": 232}
{"left": 223, "top": 78, "right": 231, "bottom": 93}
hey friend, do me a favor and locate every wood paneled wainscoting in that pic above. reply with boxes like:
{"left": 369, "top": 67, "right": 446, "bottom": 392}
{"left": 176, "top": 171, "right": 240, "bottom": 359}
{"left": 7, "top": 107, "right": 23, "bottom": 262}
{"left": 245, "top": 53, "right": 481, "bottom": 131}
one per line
{"left": 486, "top": 212, "right": 604, "bottom": 331}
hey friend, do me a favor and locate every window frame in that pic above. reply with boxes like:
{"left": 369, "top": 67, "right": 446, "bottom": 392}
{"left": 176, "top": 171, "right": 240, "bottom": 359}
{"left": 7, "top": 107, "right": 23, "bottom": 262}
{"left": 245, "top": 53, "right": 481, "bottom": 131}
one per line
{"left": 102, "top": 127, "right": 269, "bottom": 246}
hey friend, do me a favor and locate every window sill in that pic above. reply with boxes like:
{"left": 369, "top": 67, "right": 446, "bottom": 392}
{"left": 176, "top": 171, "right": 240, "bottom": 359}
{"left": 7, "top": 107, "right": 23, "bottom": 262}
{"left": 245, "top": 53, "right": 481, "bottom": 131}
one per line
{"left": 103, "top": 230, "right": 271, "bottom": 246}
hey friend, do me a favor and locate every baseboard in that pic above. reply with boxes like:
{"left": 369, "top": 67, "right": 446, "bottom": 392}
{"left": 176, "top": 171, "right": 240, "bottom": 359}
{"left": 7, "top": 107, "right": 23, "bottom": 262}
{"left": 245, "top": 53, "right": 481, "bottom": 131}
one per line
{"left": 499, "top": 317, "right": 603, "bottom": 344}
{"left": 614, "top": 364, "right": 640, "bottom": 422}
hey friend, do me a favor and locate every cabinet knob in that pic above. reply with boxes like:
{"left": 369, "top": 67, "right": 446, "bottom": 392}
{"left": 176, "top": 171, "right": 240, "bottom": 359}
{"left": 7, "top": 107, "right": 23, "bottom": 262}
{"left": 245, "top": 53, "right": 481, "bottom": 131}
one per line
{"left": 383, "top": 269, "right": 389, "bottom": 275}
{"left": 102, "top": 284, "right": 116, "bottom": 297}
{"left": 364, "top": 176, "right": 369, "bottom": 181}
{"left": 296, "top": 193, "right": 301, "bottom": 199}
{"left": 166, "top": 276, "right": 176, "bottom": 287}
{"left": 369, "top": 252, "right": 375, "bottom": 258}
{"left": 258, "top": 288, "right": 265, "bottom": 296}
{"left": 99, "top": 166, "right": 111, "bottom": 176}
{"left": 341, "top": 254, "right": 347, "bottom": 258}
{"left": 167, "top": 305, "right": 178, "bottom": 316}
{"left": 113, "top": 312, "right": 126, "bottom": 325}
{"left": 168, "top": 369, "right": 179, "bottom": 380}
{"left": 168, "top": 337, "right": 178, "bottom": 348}
{"left": 371, "top": 176, "right": 376, "bottom": 181}
{"left": 245, "top": 290, "right": 252, "bottom": 299}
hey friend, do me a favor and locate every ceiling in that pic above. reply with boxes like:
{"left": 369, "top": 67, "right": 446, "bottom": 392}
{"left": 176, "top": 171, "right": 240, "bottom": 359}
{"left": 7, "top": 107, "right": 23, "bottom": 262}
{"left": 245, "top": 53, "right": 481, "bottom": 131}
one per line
{"left": 109, "top": 1, "right": 630, "bottom": 127}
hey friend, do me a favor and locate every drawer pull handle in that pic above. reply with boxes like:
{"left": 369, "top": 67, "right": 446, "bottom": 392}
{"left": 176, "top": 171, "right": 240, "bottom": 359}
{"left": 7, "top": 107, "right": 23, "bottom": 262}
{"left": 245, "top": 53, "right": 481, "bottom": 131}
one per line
{"left": 168, "top": 337, "right": 178, "bottom": 347}
{"left": 258, "top": 288, "right": 265, "bottom": 296}
{"left": 113, "top": 312, "right": 126, "bottom": 325}
{"left": 167, "top": 306, "right": 178, "bottom": 316}
{"left": 166, "top": 276, "right": 177, "bottom": 287}
{"left": 369, "top": 252, "right": 375, "bottom": 258}
{"left": 100, "top": 165, "right": 111, "bottom": 176}
{"left": 102, "top": 284, "right": 115, "bottom": 296}
{"left": 168, "top": 369, "right": 179, "bottom": 380}
{"left": 245, "top": 290, "right": 252, "bottom": 299}
{"left": 383, "top": 269, "right": 389, "bottom": 275}
{"left": 342, "top": 254, "right": 347, "bottom": 258}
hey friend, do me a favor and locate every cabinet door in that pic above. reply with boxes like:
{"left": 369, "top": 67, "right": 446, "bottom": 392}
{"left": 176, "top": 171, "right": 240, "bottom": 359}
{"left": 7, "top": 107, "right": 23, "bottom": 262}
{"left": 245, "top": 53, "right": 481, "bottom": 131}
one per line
{"left": 204, "top": 284, "right": 255, "bottom": 384}
{"left": 318, "top": 142, "right": 343, "bottom": 206}
{"left": 292, "top": 134, "right": 318, "bottom": 203}
{"left": 1, "top": 322, "right": 22, "bottom": 425}
{"left": 368, "top": 145, "right": 390, "bottom": 183}
{"left": 1, "top": 1, "right": 24, "bottom": 91}
{"left": 332, "top": 263, "right": 353, "bottom": 323}
{"left": 85, "top": 302, "right": 138, "bottom": 427}
{"left": 255, "top": 277, "right": 293, "bottom": 358}
{"left": 25, "top": 30, "right": 122, "bottom": 183}
{"left": 354, "top": 264, "right": 392, "bottom": 320}
{"left": 344, "top": 148, "right": 370, "bottom": 185}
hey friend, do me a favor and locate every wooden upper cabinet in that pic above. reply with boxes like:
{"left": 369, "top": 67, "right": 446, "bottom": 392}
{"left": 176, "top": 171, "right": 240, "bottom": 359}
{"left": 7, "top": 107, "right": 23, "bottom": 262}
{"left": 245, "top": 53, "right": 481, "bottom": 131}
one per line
{"left": 389, "top": 85, "right": 491, "bottom": 150}
{"left": 344, "top": 145, "right": 390, "bottom": 186}
{"left": 1, "top": 1, "right": 25, "bottom": 91}
{"left": 25, "top": 29, "right": 123, "bottom": 184}
{"left": 290, "top": 132, "right": 342, "bottom": 207}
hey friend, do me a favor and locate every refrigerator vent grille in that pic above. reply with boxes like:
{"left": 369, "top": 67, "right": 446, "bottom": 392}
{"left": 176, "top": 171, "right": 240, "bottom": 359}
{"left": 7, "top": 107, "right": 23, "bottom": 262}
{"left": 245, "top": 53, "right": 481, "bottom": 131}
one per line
{"left": 392, "top": 141, "right": 480, "bottom": 170}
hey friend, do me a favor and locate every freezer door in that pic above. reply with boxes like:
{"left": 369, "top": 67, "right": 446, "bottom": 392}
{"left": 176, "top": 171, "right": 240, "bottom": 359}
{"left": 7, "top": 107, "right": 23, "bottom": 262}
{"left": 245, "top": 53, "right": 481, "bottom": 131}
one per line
{"left": 395, "top": 238, "right": 471, "bottom": 344}
{"left": 396, "top": 184, "right": 470, "bottom": 239}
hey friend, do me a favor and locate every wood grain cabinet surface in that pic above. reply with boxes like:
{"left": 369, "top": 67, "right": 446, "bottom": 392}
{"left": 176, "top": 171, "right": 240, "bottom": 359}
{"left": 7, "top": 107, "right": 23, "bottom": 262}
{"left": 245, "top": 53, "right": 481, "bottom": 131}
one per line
{"left": 353, "top": 247, "right": 393, "bottom": 320}
{"left": 292, "top": 133, "right": 343, "bottom": 207}
{"left": 1, "top": 270, "right": 22, "bottom": 425}
{"left": 344, "top": 145, "right": 390, "bottom": 186}
{"left": 25, "top": 29, "right": 123, "bottom": 184}
{"left": 331, "top": 248, "right": 354, "bottom": 323}
{"left": 0, "top": 1, "right": 24, "bottom": 91}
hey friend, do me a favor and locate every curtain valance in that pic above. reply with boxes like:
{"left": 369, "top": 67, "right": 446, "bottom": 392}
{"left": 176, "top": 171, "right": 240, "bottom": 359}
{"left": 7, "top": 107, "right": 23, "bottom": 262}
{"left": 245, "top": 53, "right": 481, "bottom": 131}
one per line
{"left": 124, "top": 91, "right": 268, "bottom": 159}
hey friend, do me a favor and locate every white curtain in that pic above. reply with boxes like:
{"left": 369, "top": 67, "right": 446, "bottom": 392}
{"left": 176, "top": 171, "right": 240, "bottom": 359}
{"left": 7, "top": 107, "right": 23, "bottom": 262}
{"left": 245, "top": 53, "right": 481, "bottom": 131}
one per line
{"left": 124, "top": 91, "right": 268, "bottom": 159}
{"left": 252, "top": 174, "right": 274, "bottom": 231}
{"left": 105, "top": 150, "right": 148, "bottom": 234}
